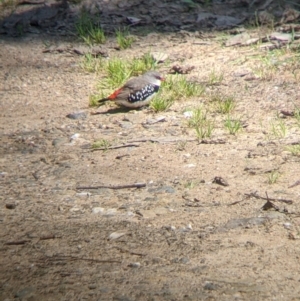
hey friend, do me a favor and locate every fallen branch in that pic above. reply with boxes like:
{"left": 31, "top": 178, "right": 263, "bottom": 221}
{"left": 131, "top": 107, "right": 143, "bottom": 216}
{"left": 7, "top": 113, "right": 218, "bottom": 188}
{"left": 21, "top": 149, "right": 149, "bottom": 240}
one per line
{"left": 5, "top": 240, "right": 30, "bottom": 245}
{"left": 92, "top": 143, "right": 140, "bottom": 151}
{"left": 76, "top": 183, "right": 146, "bottom": 190}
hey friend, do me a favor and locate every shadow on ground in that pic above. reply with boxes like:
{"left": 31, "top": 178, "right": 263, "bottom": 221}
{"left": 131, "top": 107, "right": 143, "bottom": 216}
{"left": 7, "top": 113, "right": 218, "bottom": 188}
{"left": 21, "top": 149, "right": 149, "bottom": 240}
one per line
{"left": 0, "top": 0, "right": 289, "bottom": 41}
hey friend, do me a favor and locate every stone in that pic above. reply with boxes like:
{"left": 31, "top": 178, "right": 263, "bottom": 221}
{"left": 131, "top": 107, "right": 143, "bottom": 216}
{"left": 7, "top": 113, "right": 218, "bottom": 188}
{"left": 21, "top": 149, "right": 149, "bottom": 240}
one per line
{"left": 66, "top": 111, "right": 87, "bottom": 120}
{"left": 92, "top": 207, "right": 105, "bottom": 214}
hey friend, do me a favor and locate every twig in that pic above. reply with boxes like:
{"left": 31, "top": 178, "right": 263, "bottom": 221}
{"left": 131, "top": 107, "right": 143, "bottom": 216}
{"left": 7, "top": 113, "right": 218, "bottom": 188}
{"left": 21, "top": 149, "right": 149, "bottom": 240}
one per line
{"left": 289, "top": 180, "right": 300, "bottom": 189}
{"left": 76, "top": 183, "right": 146, "bottom": 190}
{"left": 127, "top": 138, "right": 197, "bottom": 144}
{"left": 200, "top": 139, "right": 226, "bottom": 144}
{"left": 116, "top": 154, "right": 130, "bottom": 159}
{"left": 5, "top": 240, "right": 30, "bottom": 245}
{"left": 92, "top": 143, "right": 140, "bottom": 151}
{"left": 115, "top": 247, "right": 147, "bottom": 257}
{"left": 40, "top": 234, "right": 56, "bottom": 240}
{"left": 42, "top": 255, "right": 120, "bottom": 264}
{"left": 18, "top": 0, "right": 44, "bottom": 4}
{"left": 229, "top": 191, "right": 293, "bottom": 206}
{"left": 244, "top": 191, "right": 293, "bottom": 204}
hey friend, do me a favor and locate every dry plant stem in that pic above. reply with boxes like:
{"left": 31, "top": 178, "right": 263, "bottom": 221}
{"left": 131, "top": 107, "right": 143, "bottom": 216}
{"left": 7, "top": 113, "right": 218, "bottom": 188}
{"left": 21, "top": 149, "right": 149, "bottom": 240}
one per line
{"left": 76, "top": 183, "right": 146, "bottom": 190}
{"left": 91, "top": 143, "right": 140, "bottom": 151}
{"left": 200, "top": 139, "right": 226, "bottom": 144}
{"left": 115, "top": 247, "right": 147, "bottom": 257}
{"left": 39, "top": 234, "right": 56, "bottom": 240}
{"left": 5, "top": 240, "right": 31, "bottom": 245}
{"left": 230, "top": 191, "right": 293, "bottom": 206}
{"left": 127, "top": 138, "right": 197, "bottom": 144}
{"left": 289, "top": 180, "right": 300, "bottom": 188}
{"left": 41, "top": 255, "right": 121, "bottom": 264}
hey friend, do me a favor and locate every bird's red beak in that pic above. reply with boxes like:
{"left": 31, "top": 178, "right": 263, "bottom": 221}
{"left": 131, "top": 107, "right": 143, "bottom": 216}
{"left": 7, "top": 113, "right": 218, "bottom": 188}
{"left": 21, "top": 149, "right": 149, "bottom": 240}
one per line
{"left": 160, "top": 77, "right": 165, "bottom": 81}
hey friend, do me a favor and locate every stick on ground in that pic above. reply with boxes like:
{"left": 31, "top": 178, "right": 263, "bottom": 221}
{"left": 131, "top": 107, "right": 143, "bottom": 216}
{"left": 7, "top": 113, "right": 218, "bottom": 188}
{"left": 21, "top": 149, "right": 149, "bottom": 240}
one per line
{"left": 76, "top": 183, "right": 146, "bottom": 190}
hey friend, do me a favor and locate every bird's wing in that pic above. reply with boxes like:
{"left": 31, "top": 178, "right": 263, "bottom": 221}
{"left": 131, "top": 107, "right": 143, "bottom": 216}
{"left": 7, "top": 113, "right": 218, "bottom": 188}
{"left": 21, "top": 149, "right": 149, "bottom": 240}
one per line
{"left": 123, "top": 77, "right": 150, "bottom": 92}
{"left": 112, "top": 77, "right": 149, "bottom": 100}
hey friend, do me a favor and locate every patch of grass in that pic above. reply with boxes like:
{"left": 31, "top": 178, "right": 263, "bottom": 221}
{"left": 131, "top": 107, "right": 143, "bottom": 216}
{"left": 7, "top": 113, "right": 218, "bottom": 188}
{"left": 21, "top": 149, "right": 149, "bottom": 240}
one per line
{"left": 116, "top": 28, "right": 134, "bottom": 49}
{"left": 93, "top": 60, "right": 204, "bottom": 110}
{"left": 224, "top": 116, "right": 242, "bottom": 135}
{"left": 81, "top": 53, "right": 103, "bottom": 73}
{"left": 89, "top": 94, "right": 103, "bottom": 107}
{"left": 252, "top": 63, "right": 277, "bottom": 81}
{"left": 251, "top": 52, "right": 283, "bottom": 80}
{"left": 267, "top": 170, "right": 280, "bottom": 184}
{"left": 101, "top": 57, "right": 132, "bottom": 89}
{"left": 95, "top": 55, "right": 158, "bottom": 101}
{"left": 184, "top": 180, "right": 197, "bottom": 189}
{"left": 286, "top": 144, "right": 300, "bottom": 156}
{"left": 207, "top": 69, "right": 224, "bottom": 85}
{"left": 163, "top": 75, "right": 205, "bottom": 99}
{"left": 0, "top": 0, "right": 16, "bottom": 9}
{"left": 75, "top": 11, "right": 106, "bottom": 45}
{"left": 16, "top": 23, "right": 25, "bottom": 37}
{"left": 269, "top": 118, "right": 287, "bottom": 139}
{"left": 176, "top": 140, "right": 187, "bottom": 151}
{"left": 92, "top": 139, "right": 111, "bottom": 150}
{"left": 131, "top": 53, "right": 157, "bottom": 75}
{"left": 188, "top": 107, "right": 214, "bottom": 140}
{"left": 209, "top": 94, "right": 236, "bottom": 114}
{"left": 150, "top": 93, "right": 174, "bottom": 112}
{"left": 293, "top": 107, "right": 300, "bottom": 126}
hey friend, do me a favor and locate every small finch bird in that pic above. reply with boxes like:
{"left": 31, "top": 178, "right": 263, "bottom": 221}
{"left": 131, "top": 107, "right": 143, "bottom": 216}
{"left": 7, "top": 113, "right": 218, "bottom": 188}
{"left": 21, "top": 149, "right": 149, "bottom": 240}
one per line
{"left": 98, "top": 70, "right": 164, "bottom": 108}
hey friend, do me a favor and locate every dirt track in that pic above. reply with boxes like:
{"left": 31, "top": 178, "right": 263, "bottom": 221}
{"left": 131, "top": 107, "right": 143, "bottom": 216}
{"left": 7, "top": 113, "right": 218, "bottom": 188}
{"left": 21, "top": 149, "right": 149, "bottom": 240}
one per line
{"left": 2, "top": 1, "right": 300, "bottom": 300}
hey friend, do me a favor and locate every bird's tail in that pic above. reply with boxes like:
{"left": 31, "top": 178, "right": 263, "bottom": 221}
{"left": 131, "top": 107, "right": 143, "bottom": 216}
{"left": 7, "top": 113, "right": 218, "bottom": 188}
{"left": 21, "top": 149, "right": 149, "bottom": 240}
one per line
{"left": 97, "top": 97, "right": 109, "bottom": 105}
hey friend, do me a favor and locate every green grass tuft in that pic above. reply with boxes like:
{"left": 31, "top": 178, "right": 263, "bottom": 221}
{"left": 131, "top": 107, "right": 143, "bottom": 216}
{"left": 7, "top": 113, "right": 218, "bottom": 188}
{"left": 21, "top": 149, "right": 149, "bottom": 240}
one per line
{"left": 163, "top": 75, "right": 205, "bottom": 99}
{"left": 207, "top": 69, "right": 224, "bottom": 85}
{"left": 286, "top": 144, "right": 300, "bottom": 156}
{"left": 92, "top": 139, "right": 111, "bottom": 150}
{"left": 131, "top": 53, "right": 157, "bottom": 75}
{"left": 187, "top": 107, "right": 214, "bottom": 140}
{"left": 81, "top": 53, "right": 103, "bottom": 73}
{"left": 268, "top": 170, "right": 280, "bottom": 184}
{"left": 209, "top": 94, "right": 236, "bottom": 114}
{"left": 101, "top": 58, "right": 132, "bottom": 89}
{"left": 269, "top": 118, "right": 287, "bottom": 139}
{"left": 116, "top": 28, "right": 134, "bottom": 49}
{"left": 224, "top": 116, "right": 242, "bottom": 135}
{"left": 150, "top": 93, "right": 174, "bottom": 112}
{"left": 75, "top": 11, "right": 106, "bottom": 45}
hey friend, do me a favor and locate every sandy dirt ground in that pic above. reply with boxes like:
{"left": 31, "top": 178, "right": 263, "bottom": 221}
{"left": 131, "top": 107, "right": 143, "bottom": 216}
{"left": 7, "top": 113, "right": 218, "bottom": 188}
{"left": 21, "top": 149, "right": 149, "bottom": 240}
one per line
{"left": 1, "top": 1, "right": 300, "bottom": 300}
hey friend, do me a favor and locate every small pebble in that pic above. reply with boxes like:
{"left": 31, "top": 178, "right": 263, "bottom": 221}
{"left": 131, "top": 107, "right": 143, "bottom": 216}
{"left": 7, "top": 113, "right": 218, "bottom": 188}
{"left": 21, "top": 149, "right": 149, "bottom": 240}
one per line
{"left": 92, "top": 207, "right": 105, "bottom": 214}
{"left": 128, "top": 262, "right": 141, "bottom": 268}
{"left": 70, "top": 133, "right": 80, "bottom": 141}
{"left": 88, "top": 284, "right": 97, "bottom": 290}
{"left": 183, "top": 111, "right": 193, "bottom": 118}
{"left": 109, "top": 231, "right": 127, "bottom": 240}
{"left": 185, "top": 164, "right": 196, "bottom": 168}
{"left": 5, "top": 203, "right": 16, "bottom": 209}
{"left": 66, "top": 112, "right": 87, "bottom": 120}
{"left": 76, "top": 192, "right": 91, "bottom": 198}
{"left": 283, "top": 222, "right": 292, "bottom": 229}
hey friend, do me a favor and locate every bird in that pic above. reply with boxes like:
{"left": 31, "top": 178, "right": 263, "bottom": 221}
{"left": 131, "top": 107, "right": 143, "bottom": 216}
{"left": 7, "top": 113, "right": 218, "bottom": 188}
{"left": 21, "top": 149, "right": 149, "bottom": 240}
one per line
{"left": 98, "top": 70, "right": 164, "bottom": 109}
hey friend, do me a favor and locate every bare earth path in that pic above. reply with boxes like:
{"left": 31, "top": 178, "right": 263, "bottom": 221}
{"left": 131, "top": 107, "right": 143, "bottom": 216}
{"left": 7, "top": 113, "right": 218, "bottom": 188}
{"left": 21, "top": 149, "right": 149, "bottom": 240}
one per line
{"left": 1, "top": 23, "right": 300, "bottom": 301}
